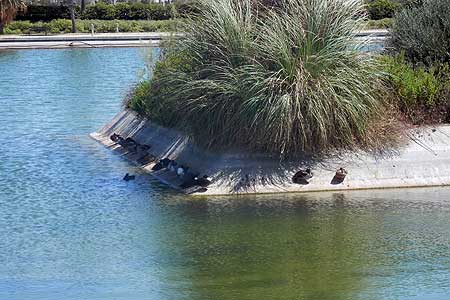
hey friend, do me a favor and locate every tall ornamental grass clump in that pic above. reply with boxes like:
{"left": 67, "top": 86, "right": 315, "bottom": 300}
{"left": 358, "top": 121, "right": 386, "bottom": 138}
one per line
{"left": 390, "top": 0, "right": 450, "bottom": 64}
{"left": 130, "top": 0, "right": 382, "bottom": 156}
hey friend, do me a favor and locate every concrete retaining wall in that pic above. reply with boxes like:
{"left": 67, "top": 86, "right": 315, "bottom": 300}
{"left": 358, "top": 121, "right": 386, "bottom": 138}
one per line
{"left": 91, "top": 109, "right": 450, "bottom": 195}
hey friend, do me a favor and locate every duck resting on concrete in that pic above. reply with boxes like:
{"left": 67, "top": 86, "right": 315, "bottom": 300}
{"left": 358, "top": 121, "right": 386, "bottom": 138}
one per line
{"left": 152, "top": 158, "right": 172, "bottom": 171}
{"left": 330, "top": 167, "right": 348, "bottom": 185}
{"left": 195, "top": 175, "right": 212, "bottom": 187}
{"left": 292, "top": 168, "right": 313, "bottom": 184}
{"left": 110, "top": 133, "right": 121, "bottom": 142}
{"left": 179, "top": 174, "right": 212, "bottom": 189}
{"left": 335, "top": 168, "right": 347, "bottom": 180}
{"left": 177, "top": 165, "right": 189, "bottom": 177}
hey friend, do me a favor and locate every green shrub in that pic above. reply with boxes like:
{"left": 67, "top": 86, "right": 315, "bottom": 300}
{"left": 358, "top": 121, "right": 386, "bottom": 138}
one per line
{"left": 3, "top": 28, "right": 22, "bottom": 34}
{"left": 390, "top": 0, "right": 450, "bottom": 64}
{"left": 81, "top": 19, "right": 178, "bottom": 32}
{"left": 397, "top": 0, "right": 423, "bottom": 8}
{"left": 4, "top": 19, "right": 178, "bottom": 34}
{"left": 82, "top": 2, "right": 116, "bottom": 20}
{"left": 147, "top": 3, "right": 173, "bottom": 20}
{"left": 16, "top": 5, "right": 77, "bottom": 22}
{"left": 81, "top": 3, "right": 176, "bottom": 20}
{"left": 128, "top": 81, "right": 152, "bottom": 115}
{"left": 15, "top": 3, "right": 187, "bottom": 22}
{"left": 381, "top": 54, "right": 440, "bottom": 106}
{"left": 129, "top": 50, "right": 193, "bottom": 121}
{"left": 366, "top": 0, "right": 400, "bottom": 20}
{"left": 4, "top": 20, "right": 32, "bottom": 32}
{"left": 365, "top": 17, "right": 393, "bottom": 29}
{"left": 130, "top": 0, "right": 383, "bottom": 156}
{"left": 140, "top": 19, "right": 179, "bottom": 32}
{"left": 127, "top": 3, "right": 150, "bottom": 19}
{"left": 47, "top": 19, "right": 72, "bottom": 33}
{"left": 174, "top": 1, "right": 200, "bottom": 17}
{"left": 380, "top": 53, "right": 450, "bottom": 122}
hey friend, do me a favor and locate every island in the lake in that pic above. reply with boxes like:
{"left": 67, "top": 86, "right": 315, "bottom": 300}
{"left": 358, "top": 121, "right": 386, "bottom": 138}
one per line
{"left": 92, "top": 0, "right": 450, "bottom": 195}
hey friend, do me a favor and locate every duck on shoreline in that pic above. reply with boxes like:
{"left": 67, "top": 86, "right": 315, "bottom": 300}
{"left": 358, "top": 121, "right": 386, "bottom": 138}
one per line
{"left": 292, "top": 168, "right": 313, "bottom": 184}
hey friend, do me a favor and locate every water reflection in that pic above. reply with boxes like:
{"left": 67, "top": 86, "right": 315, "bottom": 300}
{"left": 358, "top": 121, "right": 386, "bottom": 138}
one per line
{"left": 1, "top": 48, "right": 450, "bottom": 300}
{"left": 148, "top": 189, "right": 450, "bottom": 300}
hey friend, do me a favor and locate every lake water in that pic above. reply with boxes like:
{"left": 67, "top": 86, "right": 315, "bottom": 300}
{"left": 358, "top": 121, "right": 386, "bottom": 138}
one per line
{"left": 1, "top": 47, "right": 450, "bottom": 300}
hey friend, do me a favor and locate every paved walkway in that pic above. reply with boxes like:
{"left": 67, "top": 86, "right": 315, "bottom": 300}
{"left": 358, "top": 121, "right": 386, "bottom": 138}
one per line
{"left": 0, "top": 32, "right": 179, "bottom": 49}
{"left": 0, "top": 30, "right": 387, "bottom": 49}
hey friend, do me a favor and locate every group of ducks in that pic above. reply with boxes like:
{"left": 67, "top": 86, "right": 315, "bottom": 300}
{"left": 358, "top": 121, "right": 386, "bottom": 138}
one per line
{"left": 292, "top": 167, "right": 348, "bottom": 185}
{"left": 110, "top": 133, "right": 151, "bottom": 154}
{"left": 111, "top": 133, "right": 212, "bottom": 190}
{"left": 111, "top": 133, "right": 349, "bottom": 190}
{"left": 152, "top": 158, "right": 212, "bottom": 189}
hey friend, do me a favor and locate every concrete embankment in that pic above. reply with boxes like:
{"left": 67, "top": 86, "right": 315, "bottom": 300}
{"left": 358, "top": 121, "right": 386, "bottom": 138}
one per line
{"left": 0, "top": 30, "right": 386, "bottom": 50}
{"left": 0, "top": 32, "right": 179, "bottom": 49}
{"left": 91, "top": 109, "right": 450, "bottom": 196}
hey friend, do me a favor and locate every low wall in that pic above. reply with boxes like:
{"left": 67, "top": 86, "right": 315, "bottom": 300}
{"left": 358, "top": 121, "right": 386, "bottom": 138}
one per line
{"left": 91, "top": 109, "right": 450, "bottom": 195}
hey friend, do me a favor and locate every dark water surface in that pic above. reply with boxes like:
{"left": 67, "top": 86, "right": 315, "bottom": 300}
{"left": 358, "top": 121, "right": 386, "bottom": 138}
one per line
{"left": 1, "top": 48, "right": 450, "bottom": 300}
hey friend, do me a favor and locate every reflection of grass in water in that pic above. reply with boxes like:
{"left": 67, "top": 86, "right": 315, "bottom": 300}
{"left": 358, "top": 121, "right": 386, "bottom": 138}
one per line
{"left": 156, "top": 194, "right": 384, "bottom": 300}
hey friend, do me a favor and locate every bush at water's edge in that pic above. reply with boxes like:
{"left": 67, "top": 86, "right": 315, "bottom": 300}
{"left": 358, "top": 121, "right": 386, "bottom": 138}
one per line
{"left": 127, "top": 0, "right": 393, "bottom": 158}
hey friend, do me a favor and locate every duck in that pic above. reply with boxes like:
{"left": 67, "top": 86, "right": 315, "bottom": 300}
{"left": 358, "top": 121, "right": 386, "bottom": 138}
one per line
{"left": 180, "top": 172, "right": 198, "bottom": 189}
{"left": 123, "top": 173, "right": 135, "bottom": 181}
{"left": 292, "top": 168, "right": 313, "bottom": 184}
{"left": 169, "top": 161, "right": 178, "bottom": 172}
{"left": 334, "top": 168, "right": 348, "bottom": 180}
{"left": 195, "top": 175, "right": 212, "bottom": 187}
{"left": 110, "top": 133, "right": 121, "bottom": 142}
{"left": 160, "top": 158, "right": 171, "bottom": 168}
{"left": 177, "top": 165, "right": 188, "bottom": 177}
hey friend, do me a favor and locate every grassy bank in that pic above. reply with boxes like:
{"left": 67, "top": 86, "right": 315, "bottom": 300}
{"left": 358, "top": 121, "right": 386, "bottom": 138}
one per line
{"left": 4, "top": 19, "right": 179, "bottom": 34}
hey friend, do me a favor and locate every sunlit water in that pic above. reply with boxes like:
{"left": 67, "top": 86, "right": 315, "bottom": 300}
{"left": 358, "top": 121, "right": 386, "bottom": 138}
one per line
{"left": 1, "top": 48, "right": 450, "bottom": 300}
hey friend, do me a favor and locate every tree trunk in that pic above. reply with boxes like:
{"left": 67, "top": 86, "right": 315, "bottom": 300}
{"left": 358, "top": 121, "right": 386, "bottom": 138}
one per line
{"left": 81, "top": 0, "right": 86, "bottom": 14}
{"left": 0, "top": 22, "right": 4, "bottom": 35}
{"left": 70, "top": 6, "right": 76, "bottom": 33}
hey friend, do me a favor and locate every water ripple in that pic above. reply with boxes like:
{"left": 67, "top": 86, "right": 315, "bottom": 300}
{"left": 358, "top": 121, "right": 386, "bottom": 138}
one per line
{"left": 1, "top": 48, "right": 450, "bottom": 300}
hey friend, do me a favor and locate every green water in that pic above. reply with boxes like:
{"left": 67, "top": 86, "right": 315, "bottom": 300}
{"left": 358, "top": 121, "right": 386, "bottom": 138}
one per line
{"left": 0, "top": 48, "right": 449, "bottom": 300}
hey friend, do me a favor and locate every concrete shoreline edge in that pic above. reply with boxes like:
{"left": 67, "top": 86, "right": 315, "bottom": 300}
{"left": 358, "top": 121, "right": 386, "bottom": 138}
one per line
{"left": 91, "top": 109, "right": 450, "bottom": 196}
{"left": 0, "top": 30, "right": 386, "bottom": 50}
{"left": 0, "top": 32, "right": 179, "bottom": 49}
